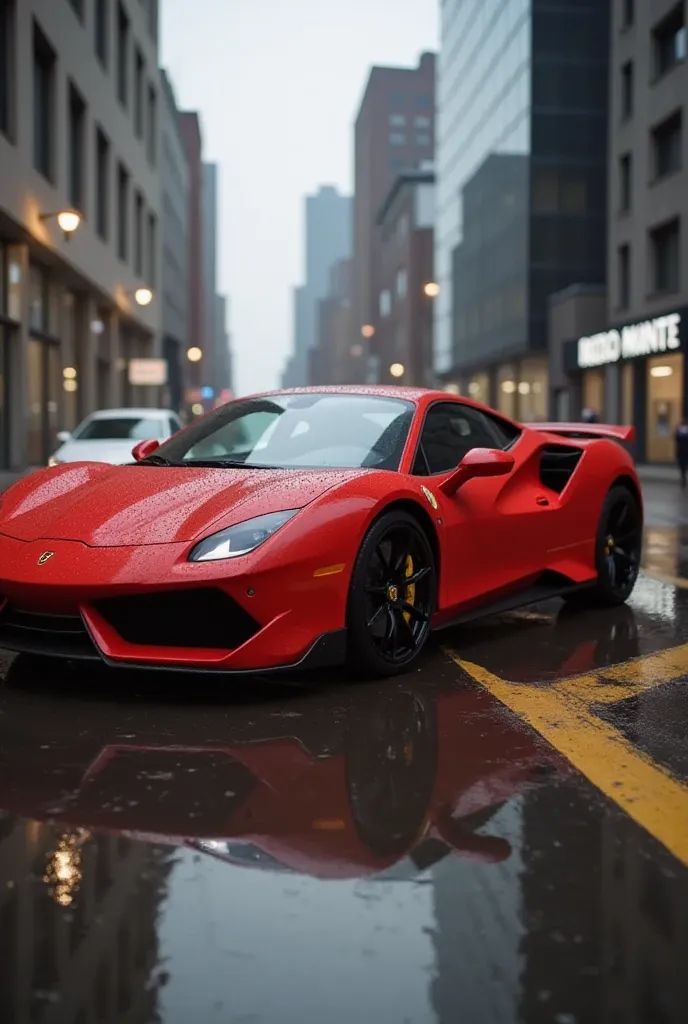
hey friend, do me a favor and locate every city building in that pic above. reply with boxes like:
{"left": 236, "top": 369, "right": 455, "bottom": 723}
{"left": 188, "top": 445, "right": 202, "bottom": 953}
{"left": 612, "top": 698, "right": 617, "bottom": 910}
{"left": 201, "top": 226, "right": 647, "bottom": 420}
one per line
{"left": 177, "top": 110, "right": 205, "bottom": 415}
{"left": 308, "top": 258, "right": 352, "bottom": 385}
{"left": 550, "top": 0, "right": 688, "bottom": 464}
{"left": 287, "top": 185, "right": 351, "bottom": 386}
{"left": 373, "top": 167, "right": 436, "bottom": 386}
{"left": 0, "top": 0, "right": 164, "bottom": 468}
{"left": 434, "top": 1, "right": 609, "bottom": 422}
{"left": 202, "top": 163, "right": 232, "bottom": 404}
{"left": 159, "top": 69, "right": 190, "bottom": 414}
{"left": 352, "top": 52, "right": 435, "bottom": 383}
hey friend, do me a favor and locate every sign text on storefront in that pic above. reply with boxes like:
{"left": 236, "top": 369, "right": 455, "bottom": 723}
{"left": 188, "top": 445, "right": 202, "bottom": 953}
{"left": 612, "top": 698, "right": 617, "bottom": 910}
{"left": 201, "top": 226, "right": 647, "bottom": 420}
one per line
{"left": 576, "top": 312, "right": 681, "bottom": 369}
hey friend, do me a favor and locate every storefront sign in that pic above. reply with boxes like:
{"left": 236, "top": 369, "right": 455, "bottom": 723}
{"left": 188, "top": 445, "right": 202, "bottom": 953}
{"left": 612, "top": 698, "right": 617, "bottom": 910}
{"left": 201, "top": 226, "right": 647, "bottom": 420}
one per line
{"left": 576, "top": 312, "right": 681, "bottom": 368}
{"left": 128, "top": 358, "right": 168, "bottom": 385}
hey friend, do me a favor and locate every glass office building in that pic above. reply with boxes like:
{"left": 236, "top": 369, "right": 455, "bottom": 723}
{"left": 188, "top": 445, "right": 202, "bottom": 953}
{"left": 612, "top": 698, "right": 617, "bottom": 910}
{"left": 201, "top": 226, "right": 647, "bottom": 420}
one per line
{"left": 434, "top": 0, "right": 609, "bottom": 421}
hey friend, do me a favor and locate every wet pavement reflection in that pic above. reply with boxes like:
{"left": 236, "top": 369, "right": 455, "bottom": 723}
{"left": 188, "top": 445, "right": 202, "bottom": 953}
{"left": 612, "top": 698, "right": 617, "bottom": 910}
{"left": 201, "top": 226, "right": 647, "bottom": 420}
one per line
{"left": 0, "top": 575, "right": 687, "bottom": 1023}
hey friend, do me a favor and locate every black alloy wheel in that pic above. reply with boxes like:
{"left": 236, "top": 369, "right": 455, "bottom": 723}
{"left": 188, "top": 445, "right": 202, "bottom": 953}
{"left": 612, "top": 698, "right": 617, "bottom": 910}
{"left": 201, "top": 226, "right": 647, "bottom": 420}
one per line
{"left": 346, "top": 510, "right": 436, "bottom": 677}
{"left": 578, "top": 484, "right": 643, "bottom": 607}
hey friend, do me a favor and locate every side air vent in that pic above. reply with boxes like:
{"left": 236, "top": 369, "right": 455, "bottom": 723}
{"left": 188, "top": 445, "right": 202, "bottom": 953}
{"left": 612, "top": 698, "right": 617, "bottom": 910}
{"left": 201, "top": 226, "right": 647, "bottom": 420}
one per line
{"left": 539, "top": 445, "right": 583, "bottom": 494}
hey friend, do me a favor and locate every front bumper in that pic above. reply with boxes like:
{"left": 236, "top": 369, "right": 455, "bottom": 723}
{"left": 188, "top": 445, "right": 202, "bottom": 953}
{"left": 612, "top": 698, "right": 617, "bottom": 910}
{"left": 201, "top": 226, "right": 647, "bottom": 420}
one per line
{"left": 0, "top": 533, "right": 350, "bottom": 673}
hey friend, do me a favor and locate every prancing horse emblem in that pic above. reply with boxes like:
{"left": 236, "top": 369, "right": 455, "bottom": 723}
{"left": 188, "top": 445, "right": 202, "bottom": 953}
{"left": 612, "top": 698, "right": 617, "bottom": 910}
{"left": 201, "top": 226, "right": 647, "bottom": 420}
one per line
{"left": 37, "top": 551, "right": 55, "bottom": 566}
{"left": 421, "top": 486, "right": 439, "bottom": 510}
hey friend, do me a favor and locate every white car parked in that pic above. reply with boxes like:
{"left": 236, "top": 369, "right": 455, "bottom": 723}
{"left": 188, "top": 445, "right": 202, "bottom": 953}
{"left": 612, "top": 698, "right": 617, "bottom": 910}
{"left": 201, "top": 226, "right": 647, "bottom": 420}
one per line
{"left": 48, "top": 408, "right": 184, "bottom": 466}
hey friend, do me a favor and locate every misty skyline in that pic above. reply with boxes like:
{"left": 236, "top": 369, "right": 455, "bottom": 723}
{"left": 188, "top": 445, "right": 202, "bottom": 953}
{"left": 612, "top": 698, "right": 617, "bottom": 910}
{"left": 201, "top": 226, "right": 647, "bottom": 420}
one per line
{"left": 160, "top": 0, "right": 438, "bottom": 395}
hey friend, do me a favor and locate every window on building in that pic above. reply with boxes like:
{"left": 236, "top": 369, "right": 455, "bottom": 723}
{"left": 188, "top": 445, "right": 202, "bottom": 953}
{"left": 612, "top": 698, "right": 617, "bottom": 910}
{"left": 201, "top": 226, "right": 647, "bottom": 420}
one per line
{"left": 620, "top": 61, "right": 633, "bottom": 119}
{"left": 396, "top": 267, "right": 407, "bottom": 299}
{"left": 389, "top": 113, "right": 405, "bottom": 126}
{"left": 134, "top": 191, "right": 143, "bottom": 276}
{"left": 68, "top": 81, "right": 86, "bottom": 212}
{"left": 389, "top": 132, "right": 406, "bottom": 146}
{"left": 95, "top": 127, "right": 109, "bottom": 240}
{"left": 618, "top": 244, "right": 630, "bottom": 309}
{"left": 621, "top": 0, "right": 634, "bottom": 30}
{"left": 417, "top": 93, "right": 432, "bottom": 109}
{"left": 414, "top": 115, "right": 431, "bottom": 128}
{"left": 134, "top": 48, "right": 144, "bottom": 138}
{"left": 650, "top": 218, "right": 680, "bottom": 294}
{"left": 652, "top": 109, "right": 682, "bottom": 180}
{"left": 117, "top": 162, "right": 129, "bottom": 261}
{"left": 147, "top": 84, "right": 157, "bottom": 164}
{"left": 379, "top": 289, "right": 391, "bottom": 317}
{"left": 0, "top": 0, "right": 15, "bottom": 141}
{"left": 67, "top": 0, "right": 84, "bottom": 20}
{"left": 652, "top": 4, "right": 686, "bottom": 79}
{"left": 416, "top": 133, "right": 431, "bottom": 146}
{"left": 32, "top": 20, "right": 55, "bottom": 182}
{"left": 95, "top": 0, "right": 108, "bottom": 67}
{"left": 619, "top": 153, "right": 632, "bottom": 212}
{"left": 390, "top": 93, "right": 405, "bottom": 108}
{"left": 147, "top": 212, "right": 156, "bottom": 286}
{"left": 116, "top": 1, "right": 129, "bottom": 106}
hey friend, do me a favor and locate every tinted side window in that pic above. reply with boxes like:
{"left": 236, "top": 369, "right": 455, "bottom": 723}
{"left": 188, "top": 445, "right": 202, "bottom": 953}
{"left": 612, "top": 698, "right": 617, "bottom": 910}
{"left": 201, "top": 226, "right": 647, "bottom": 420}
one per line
{"left": 413, "top": 404, "right": 519, "bottom": 476}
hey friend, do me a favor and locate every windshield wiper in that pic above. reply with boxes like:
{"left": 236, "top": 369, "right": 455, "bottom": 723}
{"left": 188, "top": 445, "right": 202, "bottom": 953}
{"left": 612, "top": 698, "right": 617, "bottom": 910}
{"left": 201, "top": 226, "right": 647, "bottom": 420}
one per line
{"left": 136, "top": 454, "right": 182, "bottom": 467}
{"left": 182, "top": 459, "right": 281, "bottom": 469}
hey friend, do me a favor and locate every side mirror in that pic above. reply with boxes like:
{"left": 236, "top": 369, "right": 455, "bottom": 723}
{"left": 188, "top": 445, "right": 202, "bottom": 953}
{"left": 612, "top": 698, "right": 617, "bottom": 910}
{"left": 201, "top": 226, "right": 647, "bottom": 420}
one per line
{"left": 56, "top": 430, "right": 71, "bottom": 443}
{"left": 131, "top": 438, "right": 160, "bottom": 462}
{"left": 440, "top": 448, "right": 515, "bottom": 497}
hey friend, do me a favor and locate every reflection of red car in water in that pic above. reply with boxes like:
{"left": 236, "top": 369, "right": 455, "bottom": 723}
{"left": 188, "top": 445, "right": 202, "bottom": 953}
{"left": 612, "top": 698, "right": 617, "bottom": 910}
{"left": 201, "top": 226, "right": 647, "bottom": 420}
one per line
{"left": 0, "top": 675, "right": 564, "bottom": 879}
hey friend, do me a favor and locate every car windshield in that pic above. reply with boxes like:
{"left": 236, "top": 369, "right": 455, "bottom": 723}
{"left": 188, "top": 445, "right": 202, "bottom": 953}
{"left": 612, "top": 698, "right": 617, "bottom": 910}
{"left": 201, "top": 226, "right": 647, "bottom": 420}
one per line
{"left": 72, "top": 416, "right": 167, "bottom": 441}
{"left": 154, "top": 393, "right": 415, "bottom": 470}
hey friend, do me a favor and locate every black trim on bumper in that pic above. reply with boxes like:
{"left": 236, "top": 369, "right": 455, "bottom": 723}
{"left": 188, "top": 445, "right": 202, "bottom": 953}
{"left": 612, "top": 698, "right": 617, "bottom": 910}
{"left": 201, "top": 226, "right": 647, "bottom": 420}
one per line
{"left": 0, "top": 623, "right": 348, "bottom": 677}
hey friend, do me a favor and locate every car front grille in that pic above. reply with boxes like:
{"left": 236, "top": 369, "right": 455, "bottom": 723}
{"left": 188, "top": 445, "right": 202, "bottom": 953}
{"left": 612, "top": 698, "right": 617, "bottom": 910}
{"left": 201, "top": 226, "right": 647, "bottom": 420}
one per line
{"left": 0, "top": 604, "right": 100, "bottom": 660}
{"left": 92, "top": 588, "right": 262, "bottom": 650}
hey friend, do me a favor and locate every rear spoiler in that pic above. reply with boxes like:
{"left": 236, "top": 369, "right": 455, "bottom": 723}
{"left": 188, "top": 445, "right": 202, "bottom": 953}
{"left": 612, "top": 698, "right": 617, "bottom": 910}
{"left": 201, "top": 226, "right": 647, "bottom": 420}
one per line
{"left": 526, "top": 422, "right": 636, "bottom": 443}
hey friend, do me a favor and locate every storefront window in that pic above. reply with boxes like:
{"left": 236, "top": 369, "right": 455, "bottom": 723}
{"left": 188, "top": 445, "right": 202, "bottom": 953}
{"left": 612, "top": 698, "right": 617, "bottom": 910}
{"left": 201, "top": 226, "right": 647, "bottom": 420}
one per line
{"left": 29, "top": 264, "right": 48, "bottom": 332}
{"left": 62, "top": 292, "right": 79, "bottom": 428}
{"left": 518, "top": 359, "right": 548, "bottom": 421}
{"left": 621, "top": 363, "right": 634, "bottom": 427}
{"left": 646, "top": 354, "right": 683, "bottom": 464}
{"left": 497, "top": 364, "right": 517, "bottom": 418}
{"left": 582, "top": 369, "right": 605, "bottom": 419}
{"left": 467, "top": 372, "right": 489, "bottom": 405}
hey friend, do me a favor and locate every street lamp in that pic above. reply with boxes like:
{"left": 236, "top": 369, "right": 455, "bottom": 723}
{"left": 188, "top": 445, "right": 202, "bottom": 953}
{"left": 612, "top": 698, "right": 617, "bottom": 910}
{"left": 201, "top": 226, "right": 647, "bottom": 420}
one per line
{"left": 134, "top": 287, "right": 154, "bottom": 306}
{"left": 187, "top": 346, "right": 203, "bottom": 363}
{"left": 423, "top": 282, "right": 440, "bottom": 298}
{"left": 40, "top": 209, "right": 82, "bottom": 241}
{"left": 361, "top": 324, "right": 375, "bottom": 339}
{"left": 390, "top": 362, "right": 405, "bottom": 378}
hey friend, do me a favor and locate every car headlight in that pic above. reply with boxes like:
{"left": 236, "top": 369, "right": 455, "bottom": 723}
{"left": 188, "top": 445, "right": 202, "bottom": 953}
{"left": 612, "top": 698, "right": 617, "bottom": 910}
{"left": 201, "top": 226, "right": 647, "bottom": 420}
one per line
{"left": 48, "top": 456, "right": 63, "bottom": 467}
{"left": 188, "top": 509, "right": 301, "bottom": 562}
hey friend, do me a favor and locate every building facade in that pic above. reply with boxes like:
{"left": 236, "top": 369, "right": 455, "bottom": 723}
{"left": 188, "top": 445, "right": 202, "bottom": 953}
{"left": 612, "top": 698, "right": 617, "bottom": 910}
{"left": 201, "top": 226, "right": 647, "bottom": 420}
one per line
{"left": 556, "top": 0, "right": 688, "bottom": 464}
{"left": 435, "top": 0, "right": 609, "bottom": 422}
{"left": 177, "top": 110, "right": 205, "bottom": 415}
{"left": 159, "top": 69, "right": 189, "bottom": 415}
{"left": 288, "top": 185, "right": 351, "bottom": 386}
{"left": 308, "top": 258, "right": 352, "bottom": 385}
{"left": 0, "top": 0, "right": 164, "bottom": 468}
{"left": 374, "top": 168, "right": 436, "bottom": 387}
{"left": 352, "top": 52, "right": 435, "bottom": 383}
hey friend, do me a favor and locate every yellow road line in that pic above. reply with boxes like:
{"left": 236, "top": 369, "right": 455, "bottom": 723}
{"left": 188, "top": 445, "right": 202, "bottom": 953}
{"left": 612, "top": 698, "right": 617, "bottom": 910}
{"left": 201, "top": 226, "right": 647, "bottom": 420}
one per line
{"left": 448, "top": 646, "right": 688, "bottom": 868}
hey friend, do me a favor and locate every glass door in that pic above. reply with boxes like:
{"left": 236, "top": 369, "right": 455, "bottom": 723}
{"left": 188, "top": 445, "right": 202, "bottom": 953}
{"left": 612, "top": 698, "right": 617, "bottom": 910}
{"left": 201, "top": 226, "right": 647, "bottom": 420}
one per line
{"left": 27, "top": 337, "right": 62, "bottom": 466}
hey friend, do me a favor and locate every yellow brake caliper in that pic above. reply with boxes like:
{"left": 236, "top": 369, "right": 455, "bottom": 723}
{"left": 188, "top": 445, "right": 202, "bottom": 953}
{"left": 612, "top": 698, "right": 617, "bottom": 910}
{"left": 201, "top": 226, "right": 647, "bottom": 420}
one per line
{"left": 403, "top": 554, "right": 416, "bottom": 625}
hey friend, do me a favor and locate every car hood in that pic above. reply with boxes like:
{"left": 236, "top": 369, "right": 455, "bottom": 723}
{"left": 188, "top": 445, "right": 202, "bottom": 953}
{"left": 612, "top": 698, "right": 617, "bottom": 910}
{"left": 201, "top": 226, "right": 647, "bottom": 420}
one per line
{"left": 0, "top": 463, "right": 367, "bottom": 547}
{"left": 53, "top": 439, "right": 144, "bottom": 465}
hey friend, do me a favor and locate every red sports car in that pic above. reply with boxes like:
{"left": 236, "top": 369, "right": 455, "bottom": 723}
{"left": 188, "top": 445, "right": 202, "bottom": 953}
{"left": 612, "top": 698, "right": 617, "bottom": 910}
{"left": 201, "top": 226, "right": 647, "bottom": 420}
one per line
{"left": 0, "top": 386, "right": 642, "bottom": 677}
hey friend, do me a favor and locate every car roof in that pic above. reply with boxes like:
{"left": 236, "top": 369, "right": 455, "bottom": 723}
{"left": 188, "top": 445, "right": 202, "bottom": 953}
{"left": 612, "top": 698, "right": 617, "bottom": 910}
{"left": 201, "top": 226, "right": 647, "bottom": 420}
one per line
{"left": 244, "top": 384, "right": 449, "bottom": 403}
{"left": 84, "top": 408, "right": 175, "bottom": 419}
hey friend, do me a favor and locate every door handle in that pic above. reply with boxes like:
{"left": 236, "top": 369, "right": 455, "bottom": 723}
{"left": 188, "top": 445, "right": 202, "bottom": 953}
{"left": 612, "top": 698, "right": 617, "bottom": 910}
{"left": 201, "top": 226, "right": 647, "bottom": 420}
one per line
{"left": 536, "top": 496, "right": 550, "bottom": 506}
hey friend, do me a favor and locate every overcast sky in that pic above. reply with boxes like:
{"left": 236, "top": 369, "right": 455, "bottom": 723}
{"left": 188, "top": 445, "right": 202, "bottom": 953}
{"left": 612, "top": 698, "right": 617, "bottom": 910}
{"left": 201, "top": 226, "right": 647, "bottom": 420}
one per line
{"left": 160, "top": 0, "right": 438, "bottom": 396}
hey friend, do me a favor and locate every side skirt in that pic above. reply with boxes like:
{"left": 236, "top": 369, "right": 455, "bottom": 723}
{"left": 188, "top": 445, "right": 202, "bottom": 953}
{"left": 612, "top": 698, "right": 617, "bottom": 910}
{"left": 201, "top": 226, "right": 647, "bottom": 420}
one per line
{"left": 433, "top": 572, "right": 596, "bottom": 632}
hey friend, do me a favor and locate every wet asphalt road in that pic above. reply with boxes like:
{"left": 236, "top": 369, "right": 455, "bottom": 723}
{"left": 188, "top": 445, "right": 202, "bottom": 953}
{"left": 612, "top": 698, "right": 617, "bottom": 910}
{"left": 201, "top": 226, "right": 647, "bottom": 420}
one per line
{"left": 1, "top": 481, "right": 688, "bottom": 1023}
